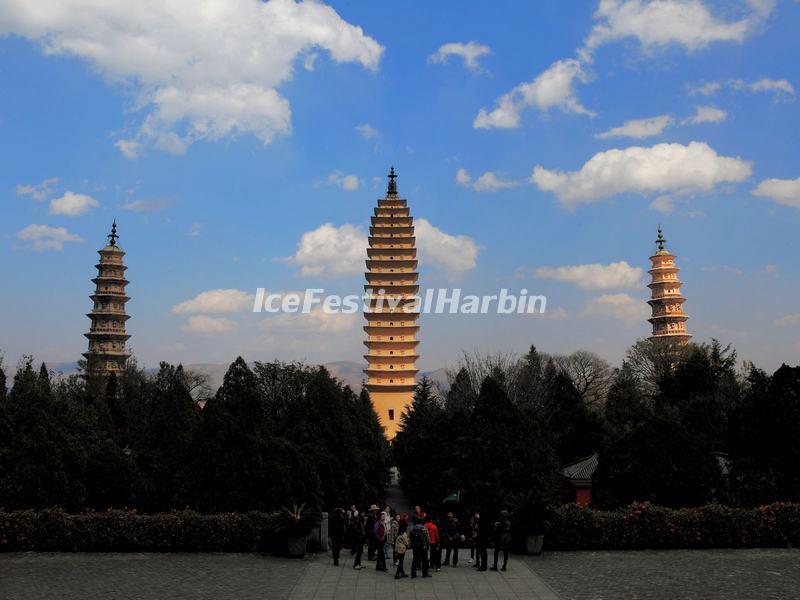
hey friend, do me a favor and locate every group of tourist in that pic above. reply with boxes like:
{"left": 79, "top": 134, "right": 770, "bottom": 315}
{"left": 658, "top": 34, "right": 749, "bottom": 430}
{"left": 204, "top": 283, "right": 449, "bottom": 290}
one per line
{"left": 328, "top": 504, "right": 512, "bottom": 579}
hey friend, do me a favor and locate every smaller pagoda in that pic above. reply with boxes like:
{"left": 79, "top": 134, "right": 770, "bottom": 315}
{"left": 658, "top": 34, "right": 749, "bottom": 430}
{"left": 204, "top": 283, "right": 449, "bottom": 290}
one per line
{"left": 83, "top": 221, "right": 131, "bottom": 375}
{"left": 647, "top": 227, "right": 691, "bottom": 344}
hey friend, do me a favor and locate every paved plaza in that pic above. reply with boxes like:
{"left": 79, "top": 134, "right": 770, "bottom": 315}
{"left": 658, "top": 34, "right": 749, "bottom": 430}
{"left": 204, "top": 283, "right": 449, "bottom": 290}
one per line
{"left": 2, "top": 548, "right": 799, "bottom": 599}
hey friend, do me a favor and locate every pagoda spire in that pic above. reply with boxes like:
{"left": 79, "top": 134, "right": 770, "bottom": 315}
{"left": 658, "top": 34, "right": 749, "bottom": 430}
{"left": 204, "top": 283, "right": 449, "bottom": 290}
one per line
{"left": 647, "top": 226, "right": 691, "bottom": 344}
{"left": 364, "top": 167, "right": 419, "bottom": 439}
{"left": 83, "top": 222, "right": 131, "bottom": 375}
{"left": 655, "top": 225, "right": 666, "bottom": 252}
{"left": 108, "top": 219, "right": 119, "bottom": 247}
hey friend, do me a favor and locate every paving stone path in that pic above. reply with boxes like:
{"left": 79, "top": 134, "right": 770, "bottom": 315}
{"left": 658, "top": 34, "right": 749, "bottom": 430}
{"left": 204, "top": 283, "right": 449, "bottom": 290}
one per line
{"left": 288, "top": 551, "right": 560, "bottom": 600}
{"left": 0, "top": 552, "right": 308, "bottom": 600}
{"left": 3, "top": 548, "right": 800, "bottom": 599}
{"left": 523, "top": 548, "right": 800, "bottom": 600}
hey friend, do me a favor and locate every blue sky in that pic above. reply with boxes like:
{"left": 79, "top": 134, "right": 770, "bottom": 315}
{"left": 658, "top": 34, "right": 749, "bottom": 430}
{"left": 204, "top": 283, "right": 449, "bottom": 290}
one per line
{"left": 1, "top": 0, "right": 799, "bottom": 373}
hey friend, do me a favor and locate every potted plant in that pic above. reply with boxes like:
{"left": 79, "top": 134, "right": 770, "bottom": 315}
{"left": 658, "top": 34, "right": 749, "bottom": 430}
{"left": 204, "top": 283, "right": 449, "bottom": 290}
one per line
{"left": 265, "top": 503, "right": 321, "bottom": 558}
{"left": 507, "top": 492, "right": 547, "bottom": 555}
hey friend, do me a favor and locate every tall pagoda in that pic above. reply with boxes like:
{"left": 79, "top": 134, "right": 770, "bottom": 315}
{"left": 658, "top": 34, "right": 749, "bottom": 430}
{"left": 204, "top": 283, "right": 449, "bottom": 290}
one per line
{"left": 83, "top": 221, "right": 131, "bottom": 375}
{"left": 363, "top": 167, "right": 420, "bottom": 439}
{"left": 647, "top": 227, "right": 691, "bottom": 344}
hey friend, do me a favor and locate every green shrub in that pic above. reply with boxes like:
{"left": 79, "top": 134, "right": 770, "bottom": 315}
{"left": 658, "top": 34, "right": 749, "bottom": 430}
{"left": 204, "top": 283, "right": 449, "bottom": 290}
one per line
{"left": 0, "top": 509, "right": 275, "bottom": 552}
{"left": 544, "top": 501, "right": 800, "bottom": 550}
{"left": 3, "top": 502, "right": 799, "bottom": 552}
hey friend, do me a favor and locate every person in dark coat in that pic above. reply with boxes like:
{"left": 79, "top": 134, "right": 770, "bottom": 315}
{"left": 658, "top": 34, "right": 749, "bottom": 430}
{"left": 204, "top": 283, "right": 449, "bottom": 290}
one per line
{"left": 491, "top": 510, "right": 512, "bottom": 571}
{"left": 442, "top": 512, "right": 461, "bottom": 567}
{"left": 329, "top": 508, "right": 347, "bottom": 566}
{"left": 475, "top": 513, "right": 490, "bottom": 572}
{"left": 365, "top": 504, "right": 379, "bottom": 560}
{"left": 348, "top": 509, "right": 366, "bottom": 569}
{"left": 409, "top": 518, "right": 431, "bottom": 578}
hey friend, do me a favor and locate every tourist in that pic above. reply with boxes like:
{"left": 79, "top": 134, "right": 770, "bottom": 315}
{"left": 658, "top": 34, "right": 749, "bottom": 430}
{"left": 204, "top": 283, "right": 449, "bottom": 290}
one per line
{"left": 475, "top": 513, "right": 489, "bottom": 572}
{"left": 468, "top": 513, "right": 479, "bottom": 566}
{"left": 329, "top": 508, "right": 347, "bottom": 566}
{"left": 374, "top": 512, "right": 388, "bottom": 571}
{"left": 442, "top": 512, "right": 461, "bottom": 567}
{"left": 409, "top": 518, "right": 431, "bottom": 578}
{"left": 349, "top": 508, "right": 366, "bottom": 570}
{"left": 387, "top": 513, "right": 399, "bottom": 566}
{"left": 366, "top": 504, "right": 379, "bottom": 560}
{"left": 414, "top": 505, "right": 426, "bottom": 521}
{"left": 424, "top": 516, "right": 441, "bottom": 571}
{"left": 393, "top": 520, "right": 410, "bottom": 579}
{"left": 491, "top": 510, "right": 512, "bottom": 572}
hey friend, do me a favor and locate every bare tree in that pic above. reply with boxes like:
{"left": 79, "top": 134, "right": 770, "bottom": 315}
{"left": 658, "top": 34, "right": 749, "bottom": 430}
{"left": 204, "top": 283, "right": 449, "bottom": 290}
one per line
{"left": 180, "top": 368, "right": 215, "bottom": 405}
{"left": 552, "top": 350, "right": 612, "bottom": 408}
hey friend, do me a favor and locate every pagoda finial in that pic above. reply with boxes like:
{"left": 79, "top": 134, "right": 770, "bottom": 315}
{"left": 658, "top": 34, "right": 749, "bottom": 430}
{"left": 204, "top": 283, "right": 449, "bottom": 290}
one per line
{"left": 655, "top": 225, "right": 666, "bottom": 252}
{"left": 387, "top": 166, "right": 397, "bottom": 195}
{"left": 108, "top": 220, "right": 119, "bottom": 247}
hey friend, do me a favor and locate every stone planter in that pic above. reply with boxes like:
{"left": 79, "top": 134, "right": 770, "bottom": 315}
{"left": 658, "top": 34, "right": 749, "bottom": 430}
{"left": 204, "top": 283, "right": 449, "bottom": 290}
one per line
{"left": 287, "top": 534, "right": 307, "bottom": 558}
{"left": 525, "top": 534, "right": 544, "bottom": 556}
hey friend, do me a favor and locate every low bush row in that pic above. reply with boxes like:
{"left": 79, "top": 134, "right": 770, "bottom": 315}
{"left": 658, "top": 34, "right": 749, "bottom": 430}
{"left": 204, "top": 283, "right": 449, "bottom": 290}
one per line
{"left": 2, "top": 502, "right": 799, "bottom": 552}
{"left": 0, "top": 509, "right": 281, "bottom": 552}
{"left": 545, "top": 502, "right": 800, "bottom": 550}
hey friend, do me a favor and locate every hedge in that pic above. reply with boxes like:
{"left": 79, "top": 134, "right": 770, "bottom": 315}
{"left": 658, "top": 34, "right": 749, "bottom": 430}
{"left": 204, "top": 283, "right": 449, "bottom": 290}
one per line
{"left": 0, "top": 509, "right": 279, "bottom": 552}
{"left": 545, "top": 502, "right": 800, "bottom": 550}
{"left": 2, "top": 502, "right": 799, "bottom": 552}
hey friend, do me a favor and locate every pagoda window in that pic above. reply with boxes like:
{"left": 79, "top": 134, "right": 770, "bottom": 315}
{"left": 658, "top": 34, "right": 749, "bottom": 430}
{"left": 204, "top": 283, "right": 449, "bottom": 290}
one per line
{"left": 388, "top": 409, "right": 395, "bottom": 421}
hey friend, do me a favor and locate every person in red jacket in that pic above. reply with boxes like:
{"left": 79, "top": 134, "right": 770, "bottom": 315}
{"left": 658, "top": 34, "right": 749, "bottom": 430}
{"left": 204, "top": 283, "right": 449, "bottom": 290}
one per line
{"left": 423, "top": 517, "right": 441, "bottom": 571}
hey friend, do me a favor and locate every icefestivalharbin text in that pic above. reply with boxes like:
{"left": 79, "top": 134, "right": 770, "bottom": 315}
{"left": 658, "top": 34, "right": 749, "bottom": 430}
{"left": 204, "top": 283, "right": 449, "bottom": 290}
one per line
{"left": 253, "top": 288, "right": 546, "bottom": 315}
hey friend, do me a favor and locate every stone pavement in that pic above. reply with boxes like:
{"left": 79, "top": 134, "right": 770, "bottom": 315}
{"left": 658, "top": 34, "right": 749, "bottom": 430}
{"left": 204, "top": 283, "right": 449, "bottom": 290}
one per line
{"left": 0, "top": 552, "right": 307, "bottom": 600}
{"left": 523, "top": 548, "right": 800, "bottom": 600}
{"left": 3, "top": 548, "right": 800, "bottom": 599}
{"left": 288, "top": 551, "right": 559, "bottom": 600}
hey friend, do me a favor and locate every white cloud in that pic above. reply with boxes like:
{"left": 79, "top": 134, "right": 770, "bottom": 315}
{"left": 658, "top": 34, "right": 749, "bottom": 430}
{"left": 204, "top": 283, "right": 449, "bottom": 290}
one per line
{"left": 355, "top": 123, "right": 379, "bottom": 139}
{"left": 122, "top": 196, "right": 174, "bottom": 212}
{"left": 649, "top": 195, "right": 676, "bottom": 214}
{"left": 48, "top": 191, "right": 100, "bottom": 216}
{"left": 260, "top": 307, "right": 358, "bottom": 335}
{"left": 16, "top": 224, "right": 83, "bottom": 251}
{"left": 536, "top": 261, "right": 644, "bottom": 290}
{"left": 581, "top": 293, "right": 649, "bottom": 323}
{"left": 0, "top": 0, "right": 383, "bottom": 156}
{"left": 327, "top": 170, "right": 360, "bottom": 191}
{"left": 684, "top": 105, "right": 727, "bottom": 124}
{"left": 415, "top": 218, "right": 478, "bottom": 279}
{"left": 182, "top": 315, "right": 238, "bottom": 334}
{"left": 474, "top": 59, "right": 594, "bottom": 129}
{"left": 284, "top": 222, "right": 367, "bottom": 277}
{"left": 752, "top": 177, "right": 800, "bottom": 208}
{"left": 187, "top": 222, "right": 204, "bottom": 236}
{"left": 532, "top": 141, "right": 752, "bottom": 209}
{"left": 456, "top": 168, "right": 472, "bottom": 186}
{"left": 580, "top": 0, "right": 773, "bottom": 61}
{"left": 172, "top": 289, "right": 253, "bottom": 314}
{"left": 596, "top": 114, "right": 673, "bottom": 139}
{"left": 776, "top": 314, "right": 800, "bottom": 326}
{"left": 428, "top": 41, "right": 491, "bottom": 73}
{"left": 688, "top": 81, "right": 722, "bottom": 96}
{"left": 16, "top": 177, "right": 58, "bottom": 200}
{"left": 731, "top": 77, "right": 795, "bottom": 101}
{"left": 701, "top": 265, "right": 744, "bottom": 275}
{"left": 455, "top": 168, "right": 518, "bottom": 192}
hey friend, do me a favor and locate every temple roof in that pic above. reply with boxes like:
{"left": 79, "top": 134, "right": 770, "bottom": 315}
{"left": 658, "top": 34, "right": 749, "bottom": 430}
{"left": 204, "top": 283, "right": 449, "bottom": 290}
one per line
{"left": 560, "top": 453, "right": 599, "bottom": 483}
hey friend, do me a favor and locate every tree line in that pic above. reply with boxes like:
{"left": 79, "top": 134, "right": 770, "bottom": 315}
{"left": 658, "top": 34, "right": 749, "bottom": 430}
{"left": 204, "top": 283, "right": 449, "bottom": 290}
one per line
{"left": 0, "top": 356, "right": 389, "bottom": 513}
{"left": 392, "top": 339, "right": 800, "bottom": 514}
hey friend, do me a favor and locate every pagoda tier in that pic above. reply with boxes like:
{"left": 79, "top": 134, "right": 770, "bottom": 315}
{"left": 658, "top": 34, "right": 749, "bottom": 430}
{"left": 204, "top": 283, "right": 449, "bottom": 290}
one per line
{"left": 364, "top": 167, "right": 420, "bottom": 439}
{"left": 83, "top": 221, "right": 131, "bottom": 375}
{"left": 647, "top": 227, "right": 691, "bottom": 344}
